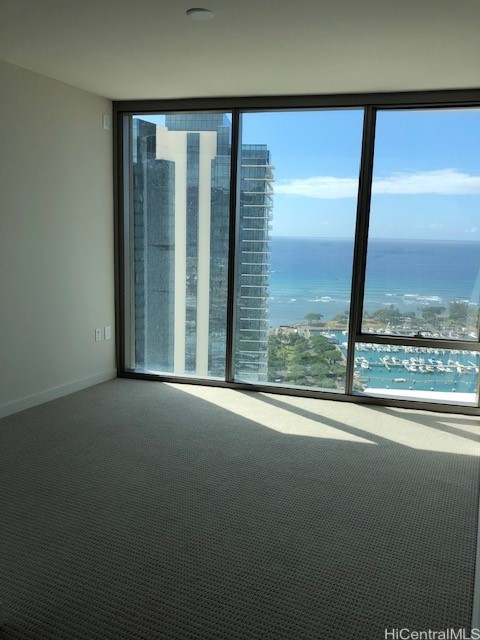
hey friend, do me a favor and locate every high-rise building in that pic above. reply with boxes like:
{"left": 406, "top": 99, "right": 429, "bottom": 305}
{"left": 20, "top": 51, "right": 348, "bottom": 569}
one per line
{"left": 235, "top": 144, "right": 274, "bottom": 382}
{"left": 132, "top": 114, "right": 274, "bottom": 380}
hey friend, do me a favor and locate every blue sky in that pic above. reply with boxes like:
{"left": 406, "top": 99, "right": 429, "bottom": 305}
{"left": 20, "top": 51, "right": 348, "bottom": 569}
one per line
{"left": 139, "top": 109, "right": 480, "bottom": 241}
{"left": 242, "top": 109, "right": 480, "bottom": 241}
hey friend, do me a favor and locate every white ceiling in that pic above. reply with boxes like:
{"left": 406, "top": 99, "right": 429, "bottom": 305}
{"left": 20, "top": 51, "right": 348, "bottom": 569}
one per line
{"left": 0, "top": 0, "right": 479, "bottom": 101}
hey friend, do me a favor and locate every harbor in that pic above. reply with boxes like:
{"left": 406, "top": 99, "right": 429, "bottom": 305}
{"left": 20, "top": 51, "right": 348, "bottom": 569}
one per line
{"left": 336, "top": 335, "right": 480, "bottom": 395}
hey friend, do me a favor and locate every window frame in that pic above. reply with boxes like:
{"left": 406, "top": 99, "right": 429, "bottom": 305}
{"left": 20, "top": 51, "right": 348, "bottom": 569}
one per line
{"left": 114, "top": 90, "right": 480, "bottom": 415}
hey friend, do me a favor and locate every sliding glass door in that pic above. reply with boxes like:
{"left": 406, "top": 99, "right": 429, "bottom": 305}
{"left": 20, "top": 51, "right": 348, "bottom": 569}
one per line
{"left": 118, "top": 94, "right": 480, "bottom": 411}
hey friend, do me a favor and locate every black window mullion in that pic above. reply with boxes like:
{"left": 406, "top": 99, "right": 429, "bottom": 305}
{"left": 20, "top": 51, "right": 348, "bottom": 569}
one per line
{"left": 120, "top": 114, "right": 134, "bottom": 373}
{"left": 225, "top": 110, "right": 242, "bottom": 383}
{"left": 345, "top": 106, "right": 377, "bottom": 395}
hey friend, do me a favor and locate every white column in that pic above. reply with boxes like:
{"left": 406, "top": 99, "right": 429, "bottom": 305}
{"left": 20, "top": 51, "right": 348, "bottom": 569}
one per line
{"left": 196, "top": 132, "right": 217, "bottom": 376}
{"left": 157, "top": 127, "right": 188, "bottom": 374}
{"left": 173, "top": 138, "right": 187, "bottom": 374}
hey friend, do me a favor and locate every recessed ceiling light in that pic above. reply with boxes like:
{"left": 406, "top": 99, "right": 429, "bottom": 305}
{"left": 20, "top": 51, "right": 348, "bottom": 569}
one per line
{"left": 186, "top": 8, "right": 214, "bottom": 21}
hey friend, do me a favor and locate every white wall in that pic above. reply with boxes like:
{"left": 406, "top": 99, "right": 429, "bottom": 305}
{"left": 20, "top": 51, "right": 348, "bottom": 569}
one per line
{"left": 0, "top": 60, "right": 116, "bottom": 417}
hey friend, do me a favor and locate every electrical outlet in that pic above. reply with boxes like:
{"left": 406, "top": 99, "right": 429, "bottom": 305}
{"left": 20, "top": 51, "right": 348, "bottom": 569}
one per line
{"left": 104, "top": 325, "right": 112, "bottom": 340}
{"left": 95, "top": 328, "right": 102, "bottom": 341}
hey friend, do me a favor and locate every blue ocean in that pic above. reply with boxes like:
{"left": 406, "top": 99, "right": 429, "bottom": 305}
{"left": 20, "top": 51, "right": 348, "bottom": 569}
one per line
{"left": 268, "top": 237, "right": 480, "bottom": 396}
{"left": 269, "top": 236, "right": 480, "bottom": 328}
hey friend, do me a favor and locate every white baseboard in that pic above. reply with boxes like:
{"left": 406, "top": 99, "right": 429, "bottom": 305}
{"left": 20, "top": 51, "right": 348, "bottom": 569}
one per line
{"left": 0, "top": 369, "right": 117, "bottom": 419}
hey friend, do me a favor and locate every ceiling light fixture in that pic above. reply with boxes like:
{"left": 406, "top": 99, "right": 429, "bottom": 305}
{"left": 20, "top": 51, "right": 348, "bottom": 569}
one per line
{"left": 186, "top": 8, "right": 214, "bottom": 20}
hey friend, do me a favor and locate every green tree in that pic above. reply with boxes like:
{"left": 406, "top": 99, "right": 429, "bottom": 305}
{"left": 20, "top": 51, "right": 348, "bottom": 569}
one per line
{"left": 331, "top": 310, "right": 349, "bottom": 326}
{"left": 329, "top": 363, "right": 345, "bottom": 377}
{"left": 314, "top": 377, "right": 336, "bottom": 389}
{"left": 371, "top": 305, "right": 404, "bottom": 325}
{"left": 421, "top": 305, "right": 446, "bottom": 326}
{"left": 310, "top": 362, "right": 329, "bottom": 378}
{"left": 449, "top": 301, "right": 469, "bottom": 326}
{"left": 267, "top": 331, "right": 345, "bottom": 389}
{"left": 284, "top": 364, "right": 308, "bottom": 384}
{"left": 323, "top": 348, "right": 342, "bottom": 363}
{"left": 304, "top": 312, "right": 323, "bottom": 325}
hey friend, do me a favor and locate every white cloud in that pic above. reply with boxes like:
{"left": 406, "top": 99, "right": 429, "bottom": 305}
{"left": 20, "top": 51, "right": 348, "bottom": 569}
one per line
{"left": 275, "top": 176, "right": 358, "bottom": 199}
{"left": 275, "top": 169, "right": 480, "bottom": 199}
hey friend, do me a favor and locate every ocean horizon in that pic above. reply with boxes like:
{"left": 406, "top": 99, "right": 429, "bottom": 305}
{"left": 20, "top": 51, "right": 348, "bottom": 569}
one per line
{"left": 268, "top": 236, "right": 480, "bottom": 328}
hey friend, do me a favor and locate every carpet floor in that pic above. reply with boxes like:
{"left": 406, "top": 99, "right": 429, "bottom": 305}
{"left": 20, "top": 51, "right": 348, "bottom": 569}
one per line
{"left": 1, "top": 379, "right": 480, "bottom": 639}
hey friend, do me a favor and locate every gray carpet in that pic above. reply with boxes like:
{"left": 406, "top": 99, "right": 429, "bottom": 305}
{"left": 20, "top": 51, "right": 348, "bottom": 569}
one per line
{"left": 0, "top": 379, "right": 479, "bottom": 639}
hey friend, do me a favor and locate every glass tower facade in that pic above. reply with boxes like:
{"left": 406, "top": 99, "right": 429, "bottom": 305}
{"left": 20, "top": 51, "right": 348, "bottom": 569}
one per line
{"left": 132, "top": 118, "right": 175, "bottom": 372}
{"left": 235, "top": 145, "right": 274, "bottom": 382}
{"left": 132, "top": 114, "right": 274, "bottom": 379}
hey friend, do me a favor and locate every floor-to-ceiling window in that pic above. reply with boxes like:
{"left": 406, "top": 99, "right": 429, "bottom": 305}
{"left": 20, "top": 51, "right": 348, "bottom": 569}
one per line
{"left": 116, "top": 93, "right": 480, "bottom": 412}
{"left": 129, "top": 113, "right": 232, "bottom": 379}
{"left": 233, "top": 110, "right": 363, "bottom": 392}
{"left": 356, "top": 108, "right": 480, "bottom": 406}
